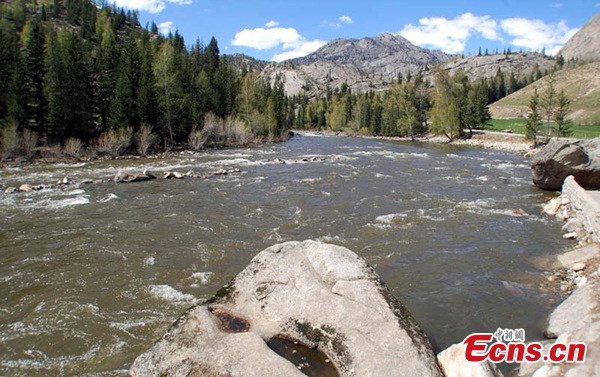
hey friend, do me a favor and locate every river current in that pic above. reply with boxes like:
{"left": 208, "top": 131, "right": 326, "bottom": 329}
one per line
{"left": 0, "top": 134, "right": 567, "bottom": 375}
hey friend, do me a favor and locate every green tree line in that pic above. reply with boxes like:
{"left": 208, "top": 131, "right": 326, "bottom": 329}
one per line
{"left": 0, "top": 0, "right": 292, "bottom": 157}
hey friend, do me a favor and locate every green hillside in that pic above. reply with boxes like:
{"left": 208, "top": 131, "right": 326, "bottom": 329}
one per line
{"left": 489, "top": 62, "right": 600, "bottom": 125}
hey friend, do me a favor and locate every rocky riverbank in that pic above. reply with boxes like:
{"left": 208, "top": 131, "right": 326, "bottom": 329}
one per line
{"left": 296, "top": 130, "right": 536, "bottom": 155}
{"left": 527, "top": 176, "right": 600, "bottom": 376}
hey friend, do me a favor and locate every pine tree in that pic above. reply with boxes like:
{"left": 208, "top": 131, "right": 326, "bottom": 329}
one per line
{"left": 553, "top": 90, "right": 573, "bottom": 137}
{"left": 44, "top": 30, "right": 93, "bottom": 142}
{"left": 109, "top": 37, "right": 142, "bottom": 130}
{"left": 525, "top": 89, "right": 542, "bottom": 145}
{"left": 95, "top": 20, "right": 118, "bottom": 131}
{"left": 7, "top": 49, "right": 28, "bottom": 127}
{"left": 540, "top": 79, "right": 556, "bottom": 142}
{"left": 469, "top": 82, "right": 491, "bottom": 131}
{"left": 0, "top": 20, "right": 19, "bottom": 119}
{"left": 22, "top": 16, "right": 46, "bottom": 135}
{"left": 138, "top": 32, "right": 158, "bottom": 129}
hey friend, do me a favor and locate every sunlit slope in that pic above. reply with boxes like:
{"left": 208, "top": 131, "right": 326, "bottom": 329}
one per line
{"left": 489, "top": 62, "right": 600, "bottom": 125}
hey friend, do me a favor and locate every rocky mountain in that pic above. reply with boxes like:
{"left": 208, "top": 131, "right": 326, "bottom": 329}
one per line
{"left": 261, "top": 33, "right": 450, "bottom": 96}
{"left": 224, "top": 53, "right": 268, "bottom": 74}
{"left": 490, "top": 62, "right": 600, "bottom": 124}
{"left": 261, "top": 33, "right": 554, "bottom": 97}
{"left": 443, "top": 52, "right": 554, "bottom": 81}
{"left": 559, "top": 13, "right": 600, "bottom": 63}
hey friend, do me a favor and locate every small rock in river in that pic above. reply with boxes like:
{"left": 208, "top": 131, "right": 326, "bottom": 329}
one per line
{"left": 18, "top": 184, "right": 33, "bottom": 192}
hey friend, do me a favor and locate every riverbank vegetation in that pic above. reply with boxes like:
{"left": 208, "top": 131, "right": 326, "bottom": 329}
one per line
{"left": 0, "top": 0, "right": 293, "bottom": 161}
{"left": 291, "top": 70, "right": 492, "bottom": 141}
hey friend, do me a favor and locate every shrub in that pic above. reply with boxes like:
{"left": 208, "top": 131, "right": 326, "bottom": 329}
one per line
{"left": 197, "top": 113, "right": 253, "bottom": 148}
{"left": 95, "top": 127, "right": 132, "bottom": 157}
{"left": 188, "top": 125, "right": 204, "bottom": 151}
{"left": 20, "top": 128, "right": 38, "bottom": 158}
{"left": 63, "top": 137, "right": 83, "bottom": 158}
{"left": 19, "top": 128, "right": 37, "bottom": 158}
{"left": 135, "top": 124, "right": 155, "bottom": 156}
{"left": 38, "top": 144, "right": 62, "bottom": 159}
{"left": 224, "top": 116, "right": 252, "bottom": 145}
{"left": 0, "top": 122, "right": 19, "bottom": 159}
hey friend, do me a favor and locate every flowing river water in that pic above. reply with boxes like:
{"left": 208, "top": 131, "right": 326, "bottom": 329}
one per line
{"left": 0, "top": 134, "right": 568, "bottom": 375}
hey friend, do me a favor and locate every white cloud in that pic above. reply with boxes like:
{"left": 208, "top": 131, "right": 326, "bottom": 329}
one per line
{"left": 232, "top": 27, "right": 303, "bottom": 50}
{"left": 551, "top": 2, "right": 563, "bottom": 8}
{"left": 157, "top": 21, "right": 174, "bottom": 35}
{"left": 399, "top": 13, "right": 500, "bottom": 54}
{"left": 339, "top": 15, "right": 353, "bottom": 24}
{"left": 501, "top": 18, "right": 579, "bottom": 55}
{"left": 322, "top": 15, "right": 354, "bottom": 29}
{"left": 112, "top": 0, "right": 190, "bottom": 14}
{"left": 272, "top": 39, "right": 327, "bottom": 61}
{"left": 232, "top": 26, "right": 325, "bottom": 62}
{"left": 265, "top": 20, "right": 279, "bottom": 28}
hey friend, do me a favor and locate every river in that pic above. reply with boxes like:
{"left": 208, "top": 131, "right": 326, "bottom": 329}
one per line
{"left": 0, "top": 134, "right": 568, "bottom": 375}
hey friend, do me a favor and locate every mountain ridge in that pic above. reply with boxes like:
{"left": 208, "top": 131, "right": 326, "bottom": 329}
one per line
{"left": 260, "top": 33, "right": 554, "bottom": 97}
{"left": 559, "top": 13, "right": 600, "bottom": 63}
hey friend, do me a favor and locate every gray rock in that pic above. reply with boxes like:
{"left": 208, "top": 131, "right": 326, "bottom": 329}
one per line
{"left": 543, "top": 197, "right": 562, "bottom": 216}
{"left": 18, "top": 184, "right": 33, "bottom": 192}
{"left": 437, "top": 343, "right": 503, "bottom": 377}
{"left": 531, "top": 138, "right": 600, "bottom": 191}
{"left": 562, "top": 217, "right": 584, "bottom": 233}
{"left": 130, "top": 241, "right": 443, "bottom": 377}
{"left": 114, "top": 170, "right": 156, "bottom": 183}
{"left": 558, "top": 244, "right": 600, "bottom": 269}
{"left": 4, "top": 187, "right": 17, "bottom": 194}
{"left": 546, "top": 280, "right": 597, "bottom": 338}
{"left": 163, "top": 171, "right": 184, "bottom": 179}
{"left": 59, "top": 176, "right": 74, "bottom": 185}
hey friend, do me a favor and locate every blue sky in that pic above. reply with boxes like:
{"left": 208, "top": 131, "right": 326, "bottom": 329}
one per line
{"left": 114, "top": 0, "right": 600, "bottom": 61}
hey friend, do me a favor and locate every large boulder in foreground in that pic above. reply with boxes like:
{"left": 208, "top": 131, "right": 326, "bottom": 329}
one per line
{"left": 531, "top": 138, "right": 600, "bottom": 190}
{"left": 130, "top": 240, "right": 443, "bottom": 377}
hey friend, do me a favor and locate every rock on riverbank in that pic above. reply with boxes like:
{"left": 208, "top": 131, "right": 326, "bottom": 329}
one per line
{"left": 532, "top": 138, "right": 600, "bottom": 191}
{"left": 530, "top": 177, "right": 600, "bottom": 376}
{"left": 130, "top": 240, "right": 444, "bottom": 377}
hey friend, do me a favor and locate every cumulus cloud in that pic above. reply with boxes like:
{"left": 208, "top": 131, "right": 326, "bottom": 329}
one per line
{"left": 157, "top": 21, "right": 174, "bottom": 35}
{"left": 232, "top": 27, "right": 303, "bottom": 50}
{"left": 112, "top": 0, "right": 190, "bottom": 14}
{"left": 399, "top": 12, "right": 499, "bottom": 54}
{"left": 232, "top": 26, "right": 326, "bottom": 62}
{"left": 265, "top": 20, "right": 279, "bottom": 28}
{"left": 501, "top": 18, "right": 579, "bottom": 55}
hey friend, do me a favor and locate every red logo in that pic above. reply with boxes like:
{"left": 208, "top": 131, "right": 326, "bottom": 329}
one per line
{"left": 463, "top": 329, "right": 586, "bottom": 364}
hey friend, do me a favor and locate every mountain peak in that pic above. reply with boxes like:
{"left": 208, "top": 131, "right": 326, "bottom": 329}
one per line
{"left": 559, "top": 13, "right": 600, "bottom": 62}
